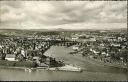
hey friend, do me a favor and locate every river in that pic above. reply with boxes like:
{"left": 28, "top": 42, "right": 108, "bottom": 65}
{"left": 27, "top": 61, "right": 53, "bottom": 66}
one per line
{"left": 0, "top": 46, "right": 128, "bottom": 81}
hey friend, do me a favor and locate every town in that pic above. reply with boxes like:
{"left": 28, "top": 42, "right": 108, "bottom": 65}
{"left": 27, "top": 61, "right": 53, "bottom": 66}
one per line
{"left": 0, "top": 29, "right": 127, "bottom": 70}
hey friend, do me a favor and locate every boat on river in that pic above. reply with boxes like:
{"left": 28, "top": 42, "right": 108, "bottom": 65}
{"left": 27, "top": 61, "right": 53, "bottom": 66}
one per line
{"left": 47, "top": 65, "right": 83, "bottom": 72}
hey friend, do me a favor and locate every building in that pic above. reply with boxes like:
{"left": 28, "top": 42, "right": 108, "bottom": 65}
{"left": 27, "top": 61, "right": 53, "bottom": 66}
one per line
{"left": 71, "top": 36, "right": 79, "bottom": 41}
{"left": 73, "top": 46, "right": 79, "bottom": 51}
{"left": 39, "top": 63, "right": 49, "bottom": 67}
{"left": 5, "top": 54, "right": 17, "bottom": 61}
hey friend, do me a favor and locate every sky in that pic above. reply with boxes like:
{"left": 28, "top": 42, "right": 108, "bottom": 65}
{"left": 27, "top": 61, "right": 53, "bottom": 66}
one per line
{"left": 0, "top": 1, "right": 127, "bottom": 30}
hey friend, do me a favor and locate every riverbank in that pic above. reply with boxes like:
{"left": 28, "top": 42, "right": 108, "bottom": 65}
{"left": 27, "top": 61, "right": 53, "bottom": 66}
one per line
{"left": 68, "top": 48, "right": 127, "bottom": 69}
{"left": 0, "top": 64, "right": 82, "bottom": 72}
{"left": 72, "top": 54, "right": 128, "bottom": 70}
{"left": 86, "top": 57, "right": 128, "bottom": 69}
{"left": 0, "top": 60, "right": 37, "bottom": 68}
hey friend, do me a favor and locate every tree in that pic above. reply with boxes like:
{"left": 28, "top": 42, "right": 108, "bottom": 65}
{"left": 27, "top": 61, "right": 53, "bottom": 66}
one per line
{"left": 119, "top": 49, "right": 128, "bottom": 63}
{"left": 17, "top": 54, "right": 25, "bottom": 62}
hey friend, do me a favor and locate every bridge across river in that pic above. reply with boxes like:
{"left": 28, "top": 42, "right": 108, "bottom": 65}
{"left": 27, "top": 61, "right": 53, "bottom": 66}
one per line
{"left": 22, "top": 38, "right": 84, "bottom": 47}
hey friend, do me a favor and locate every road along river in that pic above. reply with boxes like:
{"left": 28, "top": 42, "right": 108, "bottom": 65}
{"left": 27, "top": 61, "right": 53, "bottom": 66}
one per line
{"left": 0, "top": 46, "right": 127, "bottom": 81}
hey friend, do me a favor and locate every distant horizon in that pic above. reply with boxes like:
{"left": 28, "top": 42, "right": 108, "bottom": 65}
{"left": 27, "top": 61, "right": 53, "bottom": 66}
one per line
{"left": 0, "top": 27, "right": 127, "bottom": 30}
{"left": 0, "top": 23, "right": 127, "bottom": 30}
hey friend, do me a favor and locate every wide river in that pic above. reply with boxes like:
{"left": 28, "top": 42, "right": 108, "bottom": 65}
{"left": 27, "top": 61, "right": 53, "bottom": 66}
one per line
{"left": 0, "top": 46, "right": 128, "bottom": 81}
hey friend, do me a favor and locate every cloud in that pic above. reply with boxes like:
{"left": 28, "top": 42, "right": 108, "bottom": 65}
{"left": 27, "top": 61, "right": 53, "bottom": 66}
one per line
{"left": 0, "top": 1, "right": 127, "bottom": 29}
{"left": 0, "top": 1, "right": 26, "bottom": 23}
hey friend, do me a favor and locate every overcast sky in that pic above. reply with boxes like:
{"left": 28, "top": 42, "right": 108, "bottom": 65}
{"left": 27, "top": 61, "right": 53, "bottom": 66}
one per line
{"left": 0, "top": 1, "right": 127, "bottom": 29}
